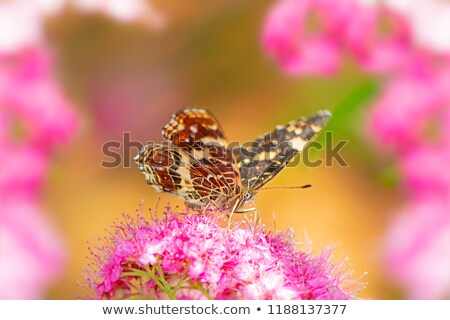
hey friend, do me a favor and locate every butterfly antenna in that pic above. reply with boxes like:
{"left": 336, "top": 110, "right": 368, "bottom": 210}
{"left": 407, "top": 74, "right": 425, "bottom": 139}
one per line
{"left": 260, "top": 184, "right": 312, "bottom": 191}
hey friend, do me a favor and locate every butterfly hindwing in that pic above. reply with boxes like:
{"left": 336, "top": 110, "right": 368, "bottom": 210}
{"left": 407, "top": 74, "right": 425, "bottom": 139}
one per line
{"left": 134, "top": 141, "right": 238, "bottom": 208}
{"left": 233, "top": 110, "right": 331, "bottom": 192}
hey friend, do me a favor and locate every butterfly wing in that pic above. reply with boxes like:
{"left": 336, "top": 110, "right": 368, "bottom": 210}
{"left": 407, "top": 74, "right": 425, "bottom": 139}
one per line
{"left": 161, "top": 108, "right": 242, "bottom": 206}
{"left": 234, "top": 110, "right": 331, "bottom": 193}
{"left": 134, "top": 141, "right": 238, "bottom": 207}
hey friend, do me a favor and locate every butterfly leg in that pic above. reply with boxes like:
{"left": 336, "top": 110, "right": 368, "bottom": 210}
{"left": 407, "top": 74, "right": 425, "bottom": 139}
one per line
{"left": 227, "top": 198, "right": 242, "bottom": 229}
{"left": 202, "top": 200, "right": 213, "bottom": 212}
{"left": 234, "top": 206, "right": 256, "bottom": 213}
{"left": 203, "top": 198, "right": 223, "bottom": 213}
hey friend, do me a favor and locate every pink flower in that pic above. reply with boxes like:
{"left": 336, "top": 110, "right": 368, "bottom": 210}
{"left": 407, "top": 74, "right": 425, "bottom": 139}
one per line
{"left": 343, "top": 3, "right": 412, "bottom": 73}
{"left": 1, "top": 48, "right": 78, "bottom": 147}
{"left": 367, "top": 63, "right": 450, "bottom": 298}
{"left": 84, "top": 207, "right": 360, "bottom": 300}
{"left": 0, "top": 199, "right": 66, "bottom": 299}
{"left": 0, "top": 1, "right": 44, "bottom": 54}
{"left": 0, "top": 0, "right": 166, "bottom": 300}
{"left": 385, "top": 197, "right": 450, "bottom": 299}
{"left": 0, "top": 143, "right": 47, "bottom": 199}
{"left": 0, "top": 112, "right": 6, "bottom": 143}
{"left": 401, "top": 143, "right": 450, "bottom": 199}
{"left": 262, "top": 0, "right": 414, "bottom": 75}
{"left": 367, "top": 66, "right": 446, "bottom": 151}
{"left": 0, "top": 25, "right": 78, "bottom": 301}
{"left": 262, "top": 0, "right": 351, "bottom": 76}
{"left": 242, "top": 272, "right": 298, "bottom": 300}
{"left": 404, "top": 0, "right": 450, "bottom": 55}
{"left": 444, "top": 108, "right": 450, "bottom": 146}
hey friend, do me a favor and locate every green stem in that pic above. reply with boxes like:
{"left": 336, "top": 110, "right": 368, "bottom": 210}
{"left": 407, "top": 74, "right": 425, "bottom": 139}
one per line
{"left": 154, "top": 262, "right": 175, "bottom": 298}
{"left": 178, "top": 282, "right": 212, "bottom": 300}
{"left": 123, "top": 264, "right": 212, "bottom": 300}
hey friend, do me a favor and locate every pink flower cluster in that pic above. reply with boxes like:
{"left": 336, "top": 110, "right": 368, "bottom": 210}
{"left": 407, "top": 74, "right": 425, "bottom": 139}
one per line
{"left": 0, "top": 0, "right": 166, "bottom": 299}
{"left": 0, "top": 47, "right": 77, "bottom": 299}
{"left": 85, "top": 208, "right": 359, "bottom": 300}
{"left": 376, "top": 67, "right": 450, "bottom": 298}
{"left": 0, "top": 0, "right": 84, "bottom": 300}
{"left": 263, "top": 0, "right": 450, "bottom": 298}
{"left": 262, "top": 0, "right": 410, "bottom": 76}
{"left": 262, "top": 0, "right": 450, "bottom": 76}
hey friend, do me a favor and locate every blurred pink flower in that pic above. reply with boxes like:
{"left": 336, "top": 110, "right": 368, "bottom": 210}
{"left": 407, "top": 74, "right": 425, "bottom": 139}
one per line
{"left": 0, "top": 0, "right": 167, "bottom": 300}
{"left": 371, "top": 67, "right": 450, "bottom": 298}
{"left": 85, "top": 208, "right": 360, "bottom": 300}
{"left": 343, "top": 4, "right": 412, "bottom": 73}
{"left": 1, "top": 48, "right": 78, "bottom": 147}
{"left": 444, "top": 108, "right": 450, "bottom": 146}
{"left": 262, "top": 0, "right": 350, "bottom": 75}
{"left": 401, "top": 143, "right": 450, "bottom": 199}
{"left": 0, "top": 110, "right": 7, "bottom": 143}
{"left": 0, "top": 143, "right": 47, "bottom": 199}
{"left": 402, "top": 0, "right": 450, "bottom": 55}
{"left": 0, "top": 6, "right": 78, "bottom": 298}
{"left": 262, "top": 0, "right": 415, "bottom": 75}
{"left": 385, "top": 197, "right": 450, "bottom": 299}
{"left": 0, "top": 47, "right": 76, "bottom": 299}
{"left": 0, "top": 199, "right": 66, "bottom": 299}
{"left": 367, "top": 65, "right": 446, "bottom": 151}
{"left": 0, "top": 1, "right": 44, "bottom": 53}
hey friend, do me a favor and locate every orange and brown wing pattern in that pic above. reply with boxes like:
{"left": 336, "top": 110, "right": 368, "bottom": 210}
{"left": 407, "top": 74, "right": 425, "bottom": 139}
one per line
{"left": 161, "top": 108, "right": 242, "bottom": 205}
{"left": 134, "top": 141, "right": 236, "bottom": 208}
{"left": 162, "top": 108, "right": 227, "bottom": 151}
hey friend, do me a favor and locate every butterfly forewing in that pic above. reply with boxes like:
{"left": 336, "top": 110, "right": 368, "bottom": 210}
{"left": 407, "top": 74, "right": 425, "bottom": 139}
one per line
{"left": 162, "top": 108, "right": 242, "bottom": 206}
{"left": 233, "top": 110, "right": 331, "bottom": 193}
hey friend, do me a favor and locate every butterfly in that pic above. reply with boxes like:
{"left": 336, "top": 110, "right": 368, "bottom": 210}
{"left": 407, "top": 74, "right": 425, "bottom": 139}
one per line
{"left": 134, "top": 108, "right": 330, "bottom": 213}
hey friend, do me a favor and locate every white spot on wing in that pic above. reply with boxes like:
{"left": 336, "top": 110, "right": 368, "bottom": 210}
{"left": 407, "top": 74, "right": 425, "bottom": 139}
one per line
{"left": 290, "top": 137, "right": 308, "bottom": 151}
{"left": 259, "top": 151, "right": 277, "bottom": 160}
{"left": 192, "top": 149, "right": 204, "bottom": 160}
{"left": 199, "top": 136, "right": 226, "bottom": 146}
{"left": 177, "top": 152, "right": 192, "bottom": 188}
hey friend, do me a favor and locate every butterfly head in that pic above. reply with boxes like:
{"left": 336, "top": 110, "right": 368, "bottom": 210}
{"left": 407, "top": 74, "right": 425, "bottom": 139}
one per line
{"left": 231, "top": 191, "right": 257, "bottom": 213}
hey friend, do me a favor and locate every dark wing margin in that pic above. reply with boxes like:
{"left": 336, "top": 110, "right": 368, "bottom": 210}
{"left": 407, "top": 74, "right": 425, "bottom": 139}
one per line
{"left": 233, "top": 110, "right": 331, "bottom": 192}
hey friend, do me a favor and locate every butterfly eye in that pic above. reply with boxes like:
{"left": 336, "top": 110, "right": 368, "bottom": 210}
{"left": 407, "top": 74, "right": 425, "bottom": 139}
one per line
{"left": 243, "top": 193, "right": 253, "bottom": 201}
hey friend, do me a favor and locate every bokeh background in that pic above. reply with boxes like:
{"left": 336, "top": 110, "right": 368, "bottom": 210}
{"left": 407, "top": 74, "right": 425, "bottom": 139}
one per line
{"left": 1, "top": 0, "right": 449, "bottom": 300}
